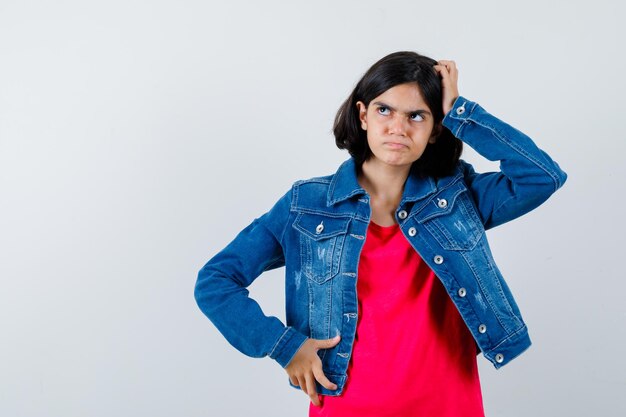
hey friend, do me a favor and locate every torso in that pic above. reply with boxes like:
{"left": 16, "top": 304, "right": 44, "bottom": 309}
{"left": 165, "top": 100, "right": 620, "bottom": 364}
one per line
{"left": 308, "top": 217, "right": 485, "bottom": 417}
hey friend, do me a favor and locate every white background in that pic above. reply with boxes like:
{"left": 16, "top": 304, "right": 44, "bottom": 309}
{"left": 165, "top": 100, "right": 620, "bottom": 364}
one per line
{"left": 1, "top": 0, "right": 624, "bottom": 416}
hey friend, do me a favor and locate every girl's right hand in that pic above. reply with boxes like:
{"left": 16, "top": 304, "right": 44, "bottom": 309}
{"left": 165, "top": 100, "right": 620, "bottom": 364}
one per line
{"left": 285, "top": 335, "right": 341, "bottom": 406}
{"left": 433, "top": 59, "right": 460, "bottom": 116}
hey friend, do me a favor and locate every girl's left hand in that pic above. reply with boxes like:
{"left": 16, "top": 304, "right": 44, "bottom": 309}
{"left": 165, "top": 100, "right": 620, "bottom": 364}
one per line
{"left": 433, "top": 60, "right": 460, "bottom": 116}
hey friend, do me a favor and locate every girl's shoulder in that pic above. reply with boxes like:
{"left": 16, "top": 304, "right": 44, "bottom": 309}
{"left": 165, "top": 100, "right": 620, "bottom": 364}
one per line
{"left": 287, "top": 158, "right": 364, "bottom": 212}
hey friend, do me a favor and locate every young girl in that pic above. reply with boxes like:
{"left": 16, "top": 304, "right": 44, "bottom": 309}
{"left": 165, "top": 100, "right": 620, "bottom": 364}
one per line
{"left": 195, "top": 51, "right": 567, "bottom": 416}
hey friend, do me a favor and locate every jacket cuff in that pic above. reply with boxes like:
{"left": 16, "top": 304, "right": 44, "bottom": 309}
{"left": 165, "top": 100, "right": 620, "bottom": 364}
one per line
{"left": 268, "top": 326, "right": 309, "bottom": 368}
{"left": 442, "top": 95, "right": 477, "bottom": 135}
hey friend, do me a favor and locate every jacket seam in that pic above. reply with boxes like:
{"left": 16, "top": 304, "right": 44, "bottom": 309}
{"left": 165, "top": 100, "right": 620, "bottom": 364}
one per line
{"left": 295, "top": 178, "right": 332, "bottom": 186}
{"left": 292, "top": 208, "right": 354, "bottom": 218}
{"left": 269, "top": 327, "right": 290, "bottom": 358}
{"left": 278, "top": 188, "right": 293, "bottom": 244}
{"left": 469, "top": 116, "right": 562, "bottom": 193}
{"left": 489, "top": 324, "right": 528, "bottom": 352}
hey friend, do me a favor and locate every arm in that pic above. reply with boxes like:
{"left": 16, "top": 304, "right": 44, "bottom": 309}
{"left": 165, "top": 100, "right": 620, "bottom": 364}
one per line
{"left": 433, "top": 60, "right": 567, "bottom": 230}
{"left": 194, "top": 187, "right": 308, "bottom": 368}
{"left": 442, "top": 96, "right": 568, "bottom": 230}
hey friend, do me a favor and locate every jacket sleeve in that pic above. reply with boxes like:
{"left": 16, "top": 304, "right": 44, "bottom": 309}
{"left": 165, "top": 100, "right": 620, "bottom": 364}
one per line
{"left": 194, "top": 187, "right": 308, "bottom": 368}
{"left": 442, "top": 96, "right": 568, "bottom": 230}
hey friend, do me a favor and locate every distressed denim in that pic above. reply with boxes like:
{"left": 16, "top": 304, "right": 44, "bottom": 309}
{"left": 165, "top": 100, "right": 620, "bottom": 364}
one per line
{"left": 195, "top": 96, "right": 568, "bottom": 396}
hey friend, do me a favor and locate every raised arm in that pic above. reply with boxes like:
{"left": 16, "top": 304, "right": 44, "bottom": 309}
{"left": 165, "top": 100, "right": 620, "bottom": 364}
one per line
{"left": 442, "top": 96, "right": 567, "bottom": 230}
{"left": 434, "top": 60, "right": 566, "bottom": 230}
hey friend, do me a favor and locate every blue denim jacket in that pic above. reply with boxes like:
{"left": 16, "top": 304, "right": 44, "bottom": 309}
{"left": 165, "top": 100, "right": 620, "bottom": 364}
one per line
{"left": 195, "top": 96, "right": 567, "bottom": 396}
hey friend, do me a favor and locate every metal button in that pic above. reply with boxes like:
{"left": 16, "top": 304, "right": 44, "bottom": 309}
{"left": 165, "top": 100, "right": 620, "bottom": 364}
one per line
{"left": 437, "top": 198, "right": 448, "bottom": 208}
{"left": 478, "top": 324, "right": 487, "bottom": 334}
{"left": 495, "top": 353, "right": 504, "bottom": 363}
{"left": 434, "top": 255, "right": 443, "bottom": 264}
{"left": 398, "top": 210, "right": 408, "bottom": 220}
{"left": 408, "top": 227, "right": 417, "bottom": 237}
{"left": 456, "top": 105, "right": 465, "bottom": 115}
{"left": 315, "top": 222, "right": 324, "bottom": 234}
{"left": 458, "top": 288, "right": 467, "bottom": 297}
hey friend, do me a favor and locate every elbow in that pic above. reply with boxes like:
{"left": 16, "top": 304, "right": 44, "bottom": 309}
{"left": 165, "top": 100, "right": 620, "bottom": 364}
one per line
{"left": 194, "top": 266, "right": 212, "bottom": 313}
{"left": 531, "top": 160, "right": 568, "bottom": 198}
{"left": 555, "top": 167, "right": 568, "bottom": 191}
{"left": 547, "top": 168, "right": 567, "bottom": 198}
{"left": 516, "top": 165, "right": 567, "bottom": 210}
{"left": 549, "top": 159, "right": 568, "bottom": 192}
{"left": 193, "top": 272, "right": 201, "bottom": 306}
{"left": 194, "top": 264, "right": 239, "bottom": 318}
{"left": 530, "top": 164, "right": 567, "bottom": 207}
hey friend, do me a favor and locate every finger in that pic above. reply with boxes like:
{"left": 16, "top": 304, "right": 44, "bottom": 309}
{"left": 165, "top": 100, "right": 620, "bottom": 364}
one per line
{"left": 305, "top": 372, "right": 320, "bottom": 406}
{"left": 438, "top": 59, "right": 456, "bottom": 68}
{"left": 315, "top": 335, "right": 341, "bottom": 349}
{"left": 289, "top": 375, "right": 299, "bottom": 387}
{"left": 433, "top": 64, "right": 449, "bottom": 78}
{"left": 436, "top": 60, "right": 458, "bottom": 75}
{"left": 313, "top": 364, "right": 338, "bottom": 390}
{"left": 298, "top": 376, "right": 308, "bottom": 395}
{"left": 434, "top": 63, "right": 458, "bottom": 85}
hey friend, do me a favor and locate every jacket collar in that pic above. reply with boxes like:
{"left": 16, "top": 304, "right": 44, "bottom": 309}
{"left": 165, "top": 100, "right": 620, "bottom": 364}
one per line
{"left": 327, "top": 157, "right": 442, "bottom": 206}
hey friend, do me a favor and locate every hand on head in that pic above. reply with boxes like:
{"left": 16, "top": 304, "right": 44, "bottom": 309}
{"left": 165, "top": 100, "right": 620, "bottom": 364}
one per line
{"left": 433, "top": 60, "right": 460, "bottom": 116}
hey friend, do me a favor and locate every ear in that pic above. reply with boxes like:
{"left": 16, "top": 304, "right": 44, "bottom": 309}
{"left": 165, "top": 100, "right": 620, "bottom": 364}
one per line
{"left": 428, "top": 123, "right": 442, "bottom": 144}
{"left": 355, "top": 101, "right": 367, "bottom": 130}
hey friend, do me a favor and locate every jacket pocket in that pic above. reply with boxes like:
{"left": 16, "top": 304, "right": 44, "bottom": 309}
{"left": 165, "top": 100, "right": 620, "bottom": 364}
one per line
{"left": 415, "top": 181, "right": 484, "bottom": 251}
{"left": 292, "top": 212, "right": 350, "bottom": 284}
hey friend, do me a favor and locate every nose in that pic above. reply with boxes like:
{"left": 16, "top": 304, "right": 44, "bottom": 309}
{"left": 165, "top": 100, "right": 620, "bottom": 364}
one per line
{"left": 387, "top": 114, "right": 407, "bottom": 136}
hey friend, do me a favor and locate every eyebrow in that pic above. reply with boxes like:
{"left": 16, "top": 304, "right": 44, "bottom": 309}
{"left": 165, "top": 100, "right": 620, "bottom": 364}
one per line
{"left": 371, "top": 101, "right": 431, "bottom": 116}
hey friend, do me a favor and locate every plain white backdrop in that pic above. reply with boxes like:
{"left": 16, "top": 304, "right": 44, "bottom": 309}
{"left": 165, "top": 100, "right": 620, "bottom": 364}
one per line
{"left": 1, "top": 0, "right": 624, "bottom": 416}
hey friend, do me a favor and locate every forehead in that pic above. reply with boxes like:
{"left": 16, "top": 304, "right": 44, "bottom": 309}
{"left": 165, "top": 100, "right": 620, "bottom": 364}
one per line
{"left": 371, "top": 82, "right": 430, "bottom": 112}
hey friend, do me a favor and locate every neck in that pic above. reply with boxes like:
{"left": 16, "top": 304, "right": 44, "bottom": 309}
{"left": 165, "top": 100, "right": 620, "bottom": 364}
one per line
{"left": 358, "top": 158, "right": 411, "bottom": 205}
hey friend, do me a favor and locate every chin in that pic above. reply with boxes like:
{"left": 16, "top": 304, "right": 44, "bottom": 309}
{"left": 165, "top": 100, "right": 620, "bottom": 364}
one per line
{"left": 380, "top": 156, "right": 415, "bottom": 167}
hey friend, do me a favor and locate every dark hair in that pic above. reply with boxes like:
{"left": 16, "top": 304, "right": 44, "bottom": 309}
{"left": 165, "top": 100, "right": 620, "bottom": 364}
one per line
{"left": 333, "top": 51, "right": 462, "bottom": 179}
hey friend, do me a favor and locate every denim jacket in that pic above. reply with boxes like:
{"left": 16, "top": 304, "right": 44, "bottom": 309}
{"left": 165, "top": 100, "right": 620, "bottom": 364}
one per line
{"left": 195, "top": 96, "right": 567, "bottom": 396}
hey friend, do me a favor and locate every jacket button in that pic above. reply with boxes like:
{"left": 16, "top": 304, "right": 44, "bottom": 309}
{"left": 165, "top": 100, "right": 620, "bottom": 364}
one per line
{"left": 437, "top": 198, "right": 448, "bottom": 208}
{"left": 315, "top": 222, "right": 324, "bottom": 234}
{"left": 398, "top": 210, "right": 408, "bottom": 220}
{"left": 458, "top": 288, "right": 467, "bottom": 297}
{"left": 408, "top": 227, "right": 417, "bottom": 236}
{"left": 478, "top": 324, "right": 487, "bottom": 334}
{"left": 434, "top": 255, "right": 443, "bottom": 264}
{"left": 456, "top": 105, "right": 465, "bottom": 115}
{"left": 495, "top": 353, "right": 504, "bottom": 363}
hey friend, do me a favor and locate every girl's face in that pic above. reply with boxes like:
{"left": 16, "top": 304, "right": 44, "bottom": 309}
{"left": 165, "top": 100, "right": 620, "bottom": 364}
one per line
{"left": 356, "top": 82, "right": 439, "bottom": 169}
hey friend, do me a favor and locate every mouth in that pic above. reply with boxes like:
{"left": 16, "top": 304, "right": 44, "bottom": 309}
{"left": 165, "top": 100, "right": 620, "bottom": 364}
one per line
{"left": 384, "top": 142, "right": 409, "bottom": 149}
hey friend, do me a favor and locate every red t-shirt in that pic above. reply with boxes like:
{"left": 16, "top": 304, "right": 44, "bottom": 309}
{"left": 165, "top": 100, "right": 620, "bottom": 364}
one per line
{"left": 309, "top": 221, "right": 485, "bottom": 417}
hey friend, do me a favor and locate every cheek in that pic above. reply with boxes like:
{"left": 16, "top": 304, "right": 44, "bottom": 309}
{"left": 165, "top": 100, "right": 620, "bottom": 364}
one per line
{"left": 415, "top": 122, "right": 435, "bottom": 136}
{"left": 365, "top": 120, "right": 385, "bottom": 136}
{"left": 421, "top": 120, "right": 435, "bottom": 132}
{"left": 368, "top": 110, "right": 390, "bottom": 125}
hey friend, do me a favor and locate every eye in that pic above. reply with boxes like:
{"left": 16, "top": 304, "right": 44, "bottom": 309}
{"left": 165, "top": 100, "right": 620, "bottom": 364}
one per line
{"left": 377, "top": 106, "right": 390, "bottom": 115}
{"left": 410, "top": 113, "right": 425, "bottom": 122}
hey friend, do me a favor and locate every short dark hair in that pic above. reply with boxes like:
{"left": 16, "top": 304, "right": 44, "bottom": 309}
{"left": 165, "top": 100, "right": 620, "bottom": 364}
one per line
{"left": 333, "top": 51, "right": 462, "bottom": 179}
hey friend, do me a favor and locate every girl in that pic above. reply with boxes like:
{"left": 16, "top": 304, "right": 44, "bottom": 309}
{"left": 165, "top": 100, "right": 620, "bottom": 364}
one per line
{"left": 195, "top": 51, "right": 567, "bottom": 416}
